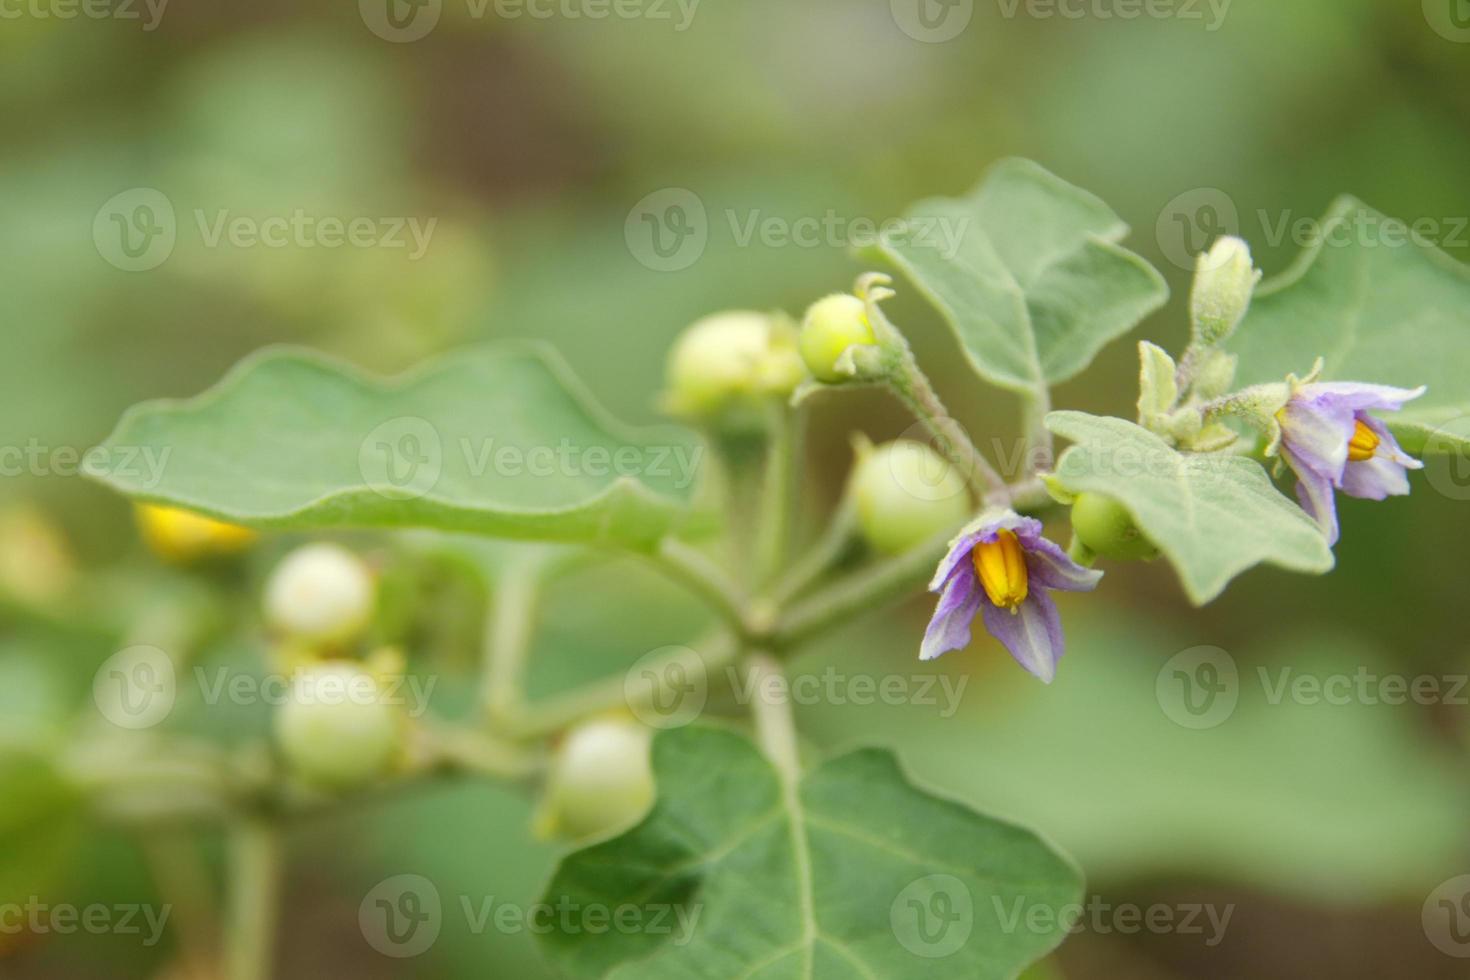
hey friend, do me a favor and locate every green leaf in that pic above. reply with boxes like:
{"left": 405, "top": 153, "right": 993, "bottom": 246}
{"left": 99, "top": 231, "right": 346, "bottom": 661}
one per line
{"left": 539, "top": 726, "right": 1081, "bottom": 980}
{"left": 793, "top": 614, "right": 1470, "bottom": 905}
{"left": 0, "top": 751, "right": 81, "bottom": 905}
{"left": 1046, "top": 411, "right": 1334, "bottom": 603}
{"left": 1231, "top": 197, "right": 1470, "bottom": 454}
{"left": 84, "top": 343, "right": 707, "bottom": 551}
{"left": 863, "top": 158, "right": 1168, "bottom": 394}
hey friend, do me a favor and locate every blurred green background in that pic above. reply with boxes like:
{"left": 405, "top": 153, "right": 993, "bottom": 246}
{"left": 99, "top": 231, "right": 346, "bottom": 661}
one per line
{"left": 2, "top": 0, "right": 1469, "bottom": 977}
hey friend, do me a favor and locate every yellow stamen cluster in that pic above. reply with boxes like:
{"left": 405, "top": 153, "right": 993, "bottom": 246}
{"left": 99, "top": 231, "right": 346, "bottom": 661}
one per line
{"left": 1347, "top": 419, "right": 1380, "bottom": 462}
{"left": 973, "top": 529, "right": 1029, "bottom": 613}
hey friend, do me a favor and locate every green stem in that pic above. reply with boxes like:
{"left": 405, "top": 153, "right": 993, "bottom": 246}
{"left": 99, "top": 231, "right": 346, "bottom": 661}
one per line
{"left": 755, "top": 404, "right": 801, "bottom": 588}
{"left": 500, "top": 633, "right": 741, "bottom": 740}
{"left": 224, "top": 817, "right": 282, "bottom": 980}
{"left": 772, "top": 527, "right": 953, "bottom": 651}
{"left": 646, "top": 537, "right": 750, "bottom": 636}
{"left": 768, "top": 496, "right": 858, "bottom": 604}
{"left": 480, "top": 567, "right": 539, "bottom": 725}
{"left": 887, "top": 358, "right": 1009, "bottom": 506}
{"left": 745, "top": 654, "right": 800, "bottom": 781}
{"left": 1021, "top": 385, "right": 1055, "bottom": 473}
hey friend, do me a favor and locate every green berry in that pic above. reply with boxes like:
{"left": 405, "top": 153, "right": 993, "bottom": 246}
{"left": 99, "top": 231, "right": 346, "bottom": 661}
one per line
{"left": 263, "top": 543, "right": 376, "bottom": 645}
{"left": 1069, "top": 492, "right": 1158, "bottom": 561}
{"left": 799, "top": 294, "right": 877, "bottom": 383}
{"left": 535, "top": 717, "right": 654, "bottom": 841}
{"left": 851, "top": 440, "right": 971, "bottom": 555}
{"left": 663, "top": 311, "right": 802, "bottom": 420}
{"left": 274, "top": 662, "right": 402, "bottom": 789}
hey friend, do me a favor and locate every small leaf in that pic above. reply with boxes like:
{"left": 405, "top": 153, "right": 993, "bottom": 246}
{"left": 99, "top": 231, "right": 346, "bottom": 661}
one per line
{"left": 1047, "top": 411, "right": 1334, "bottom": 604}
{"left": 1231, "top": 198, "right": 1470, "bottom": 454}
{"left": 84, "top": 344, "right": 708, "bottom": 551}
{"left": 863, "top": 158, "right": 1168, "bottom": 394}
{"left": 539, "top": 726, "right": 1081, "bottom": 980}
{"left": 1135, "top": 341, "right": 1178, "bottom": 432}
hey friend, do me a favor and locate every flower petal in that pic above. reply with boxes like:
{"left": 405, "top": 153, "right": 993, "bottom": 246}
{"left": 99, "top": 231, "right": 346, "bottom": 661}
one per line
{"left": 980, "top": 588, "right": 1065, "bottom": 683}
{"left": 1021, "top": 535, "right": 1104, "bottom": 593}
{"left": 1301, "top": 382, "right": 1427, "bottom": 413}
{"left": 920, "top": 564, "right": 982, "bottom": 662}
{"left": 1282, "top": 444, "right": 1340, "bottom": 545}
{"left": 928, "top": 530, "right": 984, "bottom": 591}
{"left": 928, "top": 512, "right": 1044, "bottom": 591}
{"left": 1279, "top": 394, "right": 1357, "bottom": 481}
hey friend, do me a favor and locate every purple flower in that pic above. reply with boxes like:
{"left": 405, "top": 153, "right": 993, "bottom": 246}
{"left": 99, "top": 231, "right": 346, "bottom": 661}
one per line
{"left": 922, "top": 511, "right": 1102, "bottom": 683}
{"left": 1275, "top": 381, "right": 1426, "bottom": 545}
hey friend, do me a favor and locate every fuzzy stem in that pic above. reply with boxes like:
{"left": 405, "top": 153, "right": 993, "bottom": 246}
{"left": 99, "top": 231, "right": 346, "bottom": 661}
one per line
{"left": 887, "top": 360, "right": 1010, "bottom": 506}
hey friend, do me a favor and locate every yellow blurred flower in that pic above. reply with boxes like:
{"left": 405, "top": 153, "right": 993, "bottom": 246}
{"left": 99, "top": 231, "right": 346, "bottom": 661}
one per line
{"left": 135, "top": 503, "right": 256, "bottom": 563}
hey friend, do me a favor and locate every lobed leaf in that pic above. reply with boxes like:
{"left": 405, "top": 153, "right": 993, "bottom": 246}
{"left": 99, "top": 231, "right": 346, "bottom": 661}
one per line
{"left": 1047, "top": 411, "right": 1334, "bottom": 604}
{"left": 862, "top": 158, "right": 1168, "bottom": 394}
{"left": 1231, "top": 197, "right": 1470, "bottom": 454}
{"left": 84, "top": 343, "right": 707, "bottom": 550}
{"left": 539, "top": 725, "right": 1082, "bottom": 980}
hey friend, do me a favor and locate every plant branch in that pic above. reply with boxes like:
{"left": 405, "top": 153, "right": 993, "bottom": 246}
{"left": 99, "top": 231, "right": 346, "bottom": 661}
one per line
{"left": 772, "top": 527, "right": 952, "bottom": 651}
{"left": 745, "top": 654, "right": 800, "bottom": 781}
{"left": 886, "top": 360, "right": 1010, "bottom": 506}
{"left": 224, "top": 816, "right": 282, "bottom": 980}
{"left": 480, "top": 566, "right": 539, "bottom": 725}
{"left": 498, "top": 632, "right": 741, "bottom": 740}
{"left": 645, "top": 537, "right": 750, "bottom": 635}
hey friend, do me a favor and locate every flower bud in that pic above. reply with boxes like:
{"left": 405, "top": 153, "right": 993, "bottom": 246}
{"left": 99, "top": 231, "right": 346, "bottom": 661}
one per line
{"left": 274, "top": 662, "right": 403, "bottom": 790}
{"left": 662, "top": 311, "right": 804, "bottom": 421}
{"left": 135, "top": 503, "right": 255, "bottom": 564}
{"left": 799, "top": 294, "right": 878, "bottom": 383}
{"left": 1190, "top": 236, "right": 1261, "bottom": 347}
{"left": 1069, "top": 492, "right": 1158, "bottom": 562}
{"left": 534, "top": 717, "right": 654, "bottom": 841}
{"left": 263, "top": 543, "right": 376, "bottom": 645}
{"left": 851, "top": 440, "right": 971, "bottom": 555}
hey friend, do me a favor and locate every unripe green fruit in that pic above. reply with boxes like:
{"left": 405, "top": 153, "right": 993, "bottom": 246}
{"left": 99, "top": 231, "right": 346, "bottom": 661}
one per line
{"left": 1069, "top": 492, "right": 1158, "bottom": 561}
{"left": 264, "top": 543, "right": 376, "bottom": 644}
{"left": 535, "top": 717, "right": 654, "bottom": 842}
{"left": 851, "top": 441, "right": 971, "bottom": 555}
{"left": 663, "top": 311, "right": 802, "bottom": 419}
{"left": 274, "top": 662, "right": 402, "bottom": 789}
{"left": 799, "top": 294, "right": 877, "bottom": 383}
